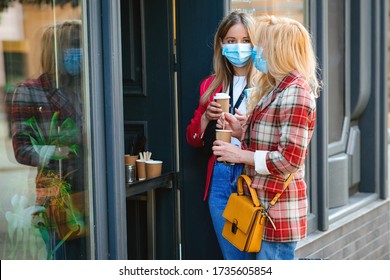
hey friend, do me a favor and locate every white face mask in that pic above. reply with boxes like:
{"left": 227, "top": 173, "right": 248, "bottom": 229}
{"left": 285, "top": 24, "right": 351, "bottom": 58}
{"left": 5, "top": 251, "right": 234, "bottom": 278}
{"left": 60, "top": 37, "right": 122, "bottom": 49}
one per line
{"left": 222, "top": 43, "right": 252, "bottom": 67}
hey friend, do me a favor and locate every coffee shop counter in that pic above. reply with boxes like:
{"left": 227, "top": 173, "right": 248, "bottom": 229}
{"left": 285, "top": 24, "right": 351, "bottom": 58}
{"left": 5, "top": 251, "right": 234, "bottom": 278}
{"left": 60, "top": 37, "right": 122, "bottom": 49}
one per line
{"left": 125, "top": 172, "right": 175, "bottom": 197}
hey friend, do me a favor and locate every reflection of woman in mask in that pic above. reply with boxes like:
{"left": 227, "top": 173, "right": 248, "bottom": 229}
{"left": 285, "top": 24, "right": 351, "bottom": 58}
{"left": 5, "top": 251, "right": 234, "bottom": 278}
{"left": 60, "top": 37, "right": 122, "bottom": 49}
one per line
{"left": 40, "top": 20, "right": 83, "bottom": 114}
{"left": 11, "top": 20, "right": 86, "bottom": 260}
{"left": 12, "top": 20, "right": 83, "bottom": 177}
{"left": 41, "top": 21, "right": 83, "bottom": 77}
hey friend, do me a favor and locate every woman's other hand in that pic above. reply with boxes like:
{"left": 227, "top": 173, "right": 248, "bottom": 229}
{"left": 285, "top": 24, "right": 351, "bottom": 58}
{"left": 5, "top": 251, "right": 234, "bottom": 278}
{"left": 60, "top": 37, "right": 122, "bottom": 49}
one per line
{"left": 234, "top": 108, "right": 248, "bottom": 126}
{"left": 217, "top": 112, "right": 243, "bottom": 138}
{"left": 204, "top": 101, "right": 223, "bottom": 121}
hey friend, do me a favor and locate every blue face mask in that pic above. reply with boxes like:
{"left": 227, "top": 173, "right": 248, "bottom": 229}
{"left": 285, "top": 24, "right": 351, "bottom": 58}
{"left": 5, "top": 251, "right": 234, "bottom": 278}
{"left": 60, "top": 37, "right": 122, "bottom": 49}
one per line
{"left": 63, "top": 48, "right": 83, "bottom": 75}
{"left": 252, "top": 46, "right": 268, "bottom": 74}
{"left": 222, "top": 43, "right": 252, "bottom": 67}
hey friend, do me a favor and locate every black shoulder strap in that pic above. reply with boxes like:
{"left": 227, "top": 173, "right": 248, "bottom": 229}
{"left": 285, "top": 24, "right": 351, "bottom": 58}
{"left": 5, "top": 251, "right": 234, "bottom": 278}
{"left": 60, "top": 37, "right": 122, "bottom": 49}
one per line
{"left": 229, "top": 79, "right": 246, "bottom": 114}
{"left": 233, "top": 91, "right": 245, "bottom": 112}
{"left": 229, "top": 79, "right": 234, "bottom": 113}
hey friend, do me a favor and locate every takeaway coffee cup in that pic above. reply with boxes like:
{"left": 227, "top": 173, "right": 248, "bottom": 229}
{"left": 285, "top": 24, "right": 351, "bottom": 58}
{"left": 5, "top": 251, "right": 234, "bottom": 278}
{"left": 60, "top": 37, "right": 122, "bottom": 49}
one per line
{"left": 125, "top": 154, "right": 138, "bottom": 166}
{"left": 215, "top": 129, "right": 232, "bottom": 143}
{"left": 125, "top": 154, "right": 138, "bottom": 174}
{"left": 145, "top": 160, "right": 163, "bottom": 179}
{"left": 136, "top": 159, "right": 146, "bottom": 180}
{"left": 214, "top": 93, "right": 230, "bottom": 113}
{"left": 215, "top": 129, "right": 234, "bottom": 165}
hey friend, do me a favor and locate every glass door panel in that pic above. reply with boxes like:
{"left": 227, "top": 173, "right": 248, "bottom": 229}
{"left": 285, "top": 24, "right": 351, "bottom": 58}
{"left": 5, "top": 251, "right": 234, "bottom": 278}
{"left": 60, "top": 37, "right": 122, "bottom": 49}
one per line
{"left": 0, "top": 0, "right": 91, "bottom": 260}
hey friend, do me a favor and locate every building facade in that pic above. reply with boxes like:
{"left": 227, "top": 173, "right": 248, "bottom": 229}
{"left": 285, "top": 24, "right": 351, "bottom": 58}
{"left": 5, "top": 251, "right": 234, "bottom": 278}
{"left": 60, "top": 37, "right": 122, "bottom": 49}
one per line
{"left": 0, "top": 0, "right": 388, "bottom": 260}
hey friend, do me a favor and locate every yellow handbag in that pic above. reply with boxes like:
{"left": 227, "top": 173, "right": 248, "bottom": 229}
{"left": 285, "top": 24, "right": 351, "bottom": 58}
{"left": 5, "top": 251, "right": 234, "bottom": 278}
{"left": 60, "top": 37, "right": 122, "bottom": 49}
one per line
{"left": 222, "top": 173, "right": 294, "bottom": 252}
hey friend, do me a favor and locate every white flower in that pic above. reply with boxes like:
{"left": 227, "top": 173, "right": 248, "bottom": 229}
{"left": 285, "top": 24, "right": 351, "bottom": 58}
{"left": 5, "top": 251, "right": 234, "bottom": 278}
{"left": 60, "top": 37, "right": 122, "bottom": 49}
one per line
{"left": 5, "top": 194, "right": 45, "bottom": 240}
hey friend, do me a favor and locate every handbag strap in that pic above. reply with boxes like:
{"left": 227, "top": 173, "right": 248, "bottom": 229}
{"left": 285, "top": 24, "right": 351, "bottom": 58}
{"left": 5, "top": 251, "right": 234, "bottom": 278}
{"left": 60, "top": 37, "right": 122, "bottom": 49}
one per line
{"left": 237, "top": 174, "right": 260, "bottom": 207}
{"left": 268, "top": 173, "right": 294, "bottom": 207}
{"left": 237, "top": 173, "right": 294, "bottom": 208}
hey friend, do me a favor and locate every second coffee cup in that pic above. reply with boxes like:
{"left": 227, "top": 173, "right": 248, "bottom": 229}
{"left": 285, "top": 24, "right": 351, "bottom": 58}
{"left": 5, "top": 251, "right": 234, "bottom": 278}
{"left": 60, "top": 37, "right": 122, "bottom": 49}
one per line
{"left": 215, "top": 129, "right": 232, "bottom": 143}
{"left": 136, "top": 159, "right": 146, "bottom": 180}
{"left": 145, "top": 160, "right": 163, "bottom": 179}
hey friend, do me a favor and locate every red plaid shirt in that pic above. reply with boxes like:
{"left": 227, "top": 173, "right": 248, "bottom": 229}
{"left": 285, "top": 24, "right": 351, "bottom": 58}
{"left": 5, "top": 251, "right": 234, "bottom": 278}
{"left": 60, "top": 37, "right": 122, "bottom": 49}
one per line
{"left": 243, "top": 70, "right": 317, "bottom": 242}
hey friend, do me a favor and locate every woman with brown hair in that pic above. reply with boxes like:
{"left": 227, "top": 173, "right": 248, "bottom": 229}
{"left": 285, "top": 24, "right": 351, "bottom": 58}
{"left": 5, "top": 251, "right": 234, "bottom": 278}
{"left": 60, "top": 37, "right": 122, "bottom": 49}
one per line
{"left": 186, "top": 11, "right": 257, "bottom": 259}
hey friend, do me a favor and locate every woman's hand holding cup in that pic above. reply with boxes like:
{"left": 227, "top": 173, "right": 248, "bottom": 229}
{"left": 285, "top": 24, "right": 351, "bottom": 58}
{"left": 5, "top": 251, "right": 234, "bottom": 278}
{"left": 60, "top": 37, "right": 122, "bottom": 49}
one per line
{"left": 205, "top": 101, "right": 223, "bottom": 121}
{"left": 217, "top": 112, "right": 243, "bottom": 139}
{"left": 212, "top": 139, "right": 242, "bottom": 164}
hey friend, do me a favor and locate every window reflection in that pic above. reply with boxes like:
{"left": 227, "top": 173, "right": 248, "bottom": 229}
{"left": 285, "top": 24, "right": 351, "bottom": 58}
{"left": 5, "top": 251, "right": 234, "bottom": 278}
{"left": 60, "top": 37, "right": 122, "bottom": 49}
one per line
{"left": 0, "top": 1, "right": 89, "bottom": 260}
{"left": 231, "top": 0, "right": 306, "bottom": 24}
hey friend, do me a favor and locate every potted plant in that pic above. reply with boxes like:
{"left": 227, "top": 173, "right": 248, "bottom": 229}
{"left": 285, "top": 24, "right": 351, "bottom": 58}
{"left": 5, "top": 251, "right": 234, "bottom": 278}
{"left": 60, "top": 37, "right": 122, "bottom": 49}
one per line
{"left": 22, "top": 111, "right": 87, "bottom": 241}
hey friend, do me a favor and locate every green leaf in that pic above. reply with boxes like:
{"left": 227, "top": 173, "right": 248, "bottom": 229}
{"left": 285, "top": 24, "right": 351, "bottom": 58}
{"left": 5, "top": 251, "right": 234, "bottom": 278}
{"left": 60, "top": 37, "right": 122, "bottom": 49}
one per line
{"left": 48, "top": 112, "right": 59, "bottom": 144}
{"left": 50, "top": 153, "right": 69, "bottom": 161}
{"left": 68, "top": 144, "right": 79, "bottom": 156}
{"left": 22, "top": 116, "right": 38, "bottom": 126}
{"left": 22, "top": 116, "right": 47, "bottom": 145}
{"left": 58, "top": 118, "right": 79, "bottom": 146}
{"left": 30, "top": 137, "right": 40, "bottom": 147}
{"left": 35, "top": 123, "right": 47, "bottom": 145}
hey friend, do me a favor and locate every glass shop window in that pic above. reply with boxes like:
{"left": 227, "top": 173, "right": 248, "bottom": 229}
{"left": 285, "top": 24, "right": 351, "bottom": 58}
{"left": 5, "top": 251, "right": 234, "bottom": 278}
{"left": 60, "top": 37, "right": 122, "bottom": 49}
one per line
{"left": 0, "top": 1, "right": 92, "bottom": 260}
{"left": 231, "top": 0, "right": 306, "bottom": 24}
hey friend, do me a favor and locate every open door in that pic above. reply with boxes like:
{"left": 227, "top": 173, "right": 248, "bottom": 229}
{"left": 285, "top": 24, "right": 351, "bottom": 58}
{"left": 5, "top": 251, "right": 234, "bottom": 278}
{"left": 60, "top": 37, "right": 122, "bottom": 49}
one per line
{"left": 121, "top": 0, "right": 178, "bottom": 260}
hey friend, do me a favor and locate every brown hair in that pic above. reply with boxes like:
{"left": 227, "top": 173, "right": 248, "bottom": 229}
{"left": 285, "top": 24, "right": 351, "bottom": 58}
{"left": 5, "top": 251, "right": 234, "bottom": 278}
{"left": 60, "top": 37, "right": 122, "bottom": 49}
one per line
{"left": 200, "top": 11, "right": 257, "bottom": 105}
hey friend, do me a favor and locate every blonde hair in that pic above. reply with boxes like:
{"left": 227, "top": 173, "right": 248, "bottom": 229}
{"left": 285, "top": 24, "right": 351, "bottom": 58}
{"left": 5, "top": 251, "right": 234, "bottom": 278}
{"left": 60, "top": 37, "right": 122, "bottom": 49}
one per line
{"left": 41, "top": 20, "right": 82, "bottom": 76}
{"left": 248, "top": 15, "right": 320, "bottom": 113}
{"left": 200, "top": 11, "right": 258, "bottom": 105}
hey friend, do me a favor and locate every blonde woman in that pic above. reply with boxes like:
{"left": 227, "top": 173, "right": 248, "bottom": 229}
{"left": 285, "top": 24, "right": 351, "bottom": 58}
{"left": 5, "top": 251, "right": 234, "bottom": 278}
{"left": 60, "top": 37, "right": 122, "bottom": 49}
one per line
{"left": 213, "top": 15, "right": 320, "bottom": 260}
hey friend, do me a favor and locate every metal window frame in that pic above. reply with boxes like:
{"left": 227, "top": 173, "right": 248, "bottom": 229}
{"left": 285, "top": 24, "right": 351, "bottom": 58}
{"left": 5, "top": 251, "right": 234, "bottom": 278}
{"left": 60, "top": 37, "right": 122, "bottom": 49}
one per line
{"left": 87, "top": 0, "right": 127, "bottom": 259}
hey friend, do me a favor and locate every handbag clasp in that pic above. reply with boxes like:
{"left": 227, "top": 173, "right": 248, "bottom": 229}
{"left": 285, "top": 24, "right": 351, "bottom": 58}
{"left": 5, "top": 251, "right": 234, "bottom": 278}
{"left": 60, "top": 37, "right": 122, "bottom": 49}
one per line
{"left": 231, "top": 219, "right": 238, "bottom": 234}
